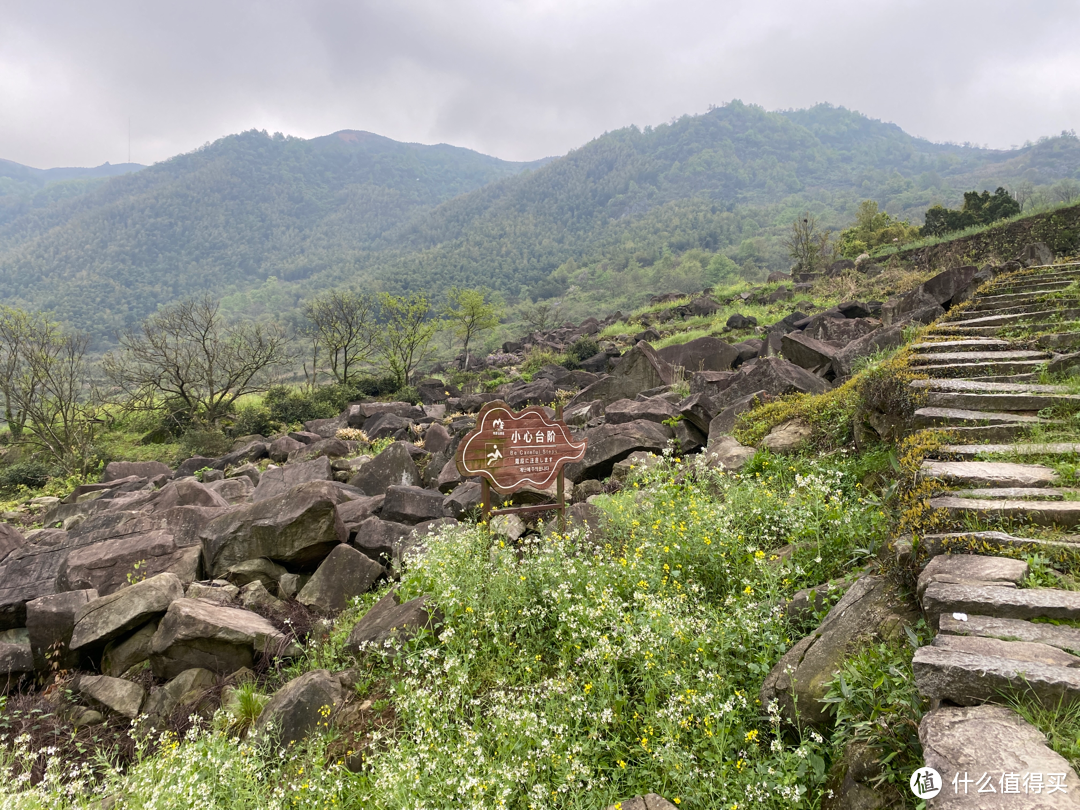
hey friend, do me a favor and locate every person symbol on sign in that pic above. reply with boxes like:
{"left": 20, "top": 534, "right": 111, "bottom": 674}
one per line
{"left": 486, "top": 445, "right": 503, "bottom": 466}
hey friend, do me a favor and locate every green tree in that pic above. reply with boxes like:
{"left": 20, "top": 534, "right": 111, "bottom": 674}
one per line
{"left": 376, "top": 292, "right": 439, "bottom": 388}
{"left": 836, "top": 201, "right": 920, "bottom": 257}
{"left": 441, "top": 287, "right": 504, "bottom": 370}
{"left": 103, "top": 295, "right": 291, "bottom": 429}
{"left": 922, "top": 187, "right": 1021, "bottom": 237}
{"left": 302, "top": 289, "right": 377, "bottom": 385}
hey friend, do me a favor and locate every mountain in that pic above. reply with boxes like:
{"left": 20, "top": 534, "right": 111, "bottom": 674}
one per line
{"left": 0, "top": 103, "right": 1077, "bottom": 341}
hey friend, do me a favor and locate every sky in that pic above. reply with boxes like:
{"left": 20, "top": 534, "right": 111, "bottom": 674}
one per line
{"left": 2, "top": 0, "right": 1079, "bottom": 169}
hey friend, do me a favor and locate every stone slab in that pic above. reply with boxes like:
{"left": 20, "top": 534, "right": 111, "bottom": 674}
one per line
{"left": 939, "top": 613, "right": 1080, "bottom": 655}
{"left": 920, "top": 461, "right": 1060, "bottom": 488}
{"left": 922, "top": 582, "right": 1080, "bottom": 629}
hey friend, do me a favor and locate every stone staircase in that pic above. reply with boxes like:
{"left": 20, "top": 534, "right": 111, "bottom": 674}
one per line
{"left": 904, "top": 263, "right": 1080, "bottom": 807}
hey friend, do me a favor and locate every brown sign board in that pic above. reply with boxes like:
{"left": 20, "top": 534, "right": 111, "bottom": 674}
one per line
{"left": 456, "top": 402, "right": 587, "bottom": 494}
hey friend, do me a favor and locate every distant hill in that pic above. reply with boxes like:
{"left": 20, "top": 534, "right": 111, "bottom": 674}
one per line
{"left": 0, "top": 103, "right": 1077, "bottom": 342}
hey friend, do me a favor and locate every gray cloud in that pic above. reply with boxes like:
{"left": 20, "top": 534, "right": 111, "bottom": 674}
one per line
{"left": 2, "top": 0, "right": 1078, "bottom": 169}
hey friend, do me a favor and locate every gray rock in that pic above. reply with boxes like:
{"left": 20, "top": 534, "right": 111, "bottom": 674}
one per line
{"left": 780, "top": 331, "right": 840, "bottom": 374}
{"left": 336, "top": 495, "right": 385, "bottom": 532}
{"left": 268, "top": 436, "right": 304, "bottom": 463}
{"left": 26, "top": 588, "right": 98, "bottom": 671}
{"left": 939, "top": 613, "right": 1080, "bottom": 654}
{"left": 297, "top": 544, "right": 386, "bottom": 613}
{"left": 443, "top": 482, "right": 482, "bottom": 519}
{"left": 239, "top": 580, "right": 287, "bottom": 613}
{"left": 200, "top": 480, "right": 348, "bottom": 577}
{"left": 143, "top": 667, "right": 217, "bottom": 719}
{"left": 346, "top": 590, "right": 443, "bottom": 654}
{"left": 604, "top": 397, "right": 680, "bottom": 426}
{"left": 205, "top": 476, "right": 254, "bottom": 504}
{"left": 350, "top": 518, "right": 414, "bottom": 568}
{"left": 881, "top": 265, "right": 976, "bottom": 326}
{"left": 254, "top": 669, "right": 344, "bottom": 748}
{"left": 435, "top": 458, "right": 464, "bottom": 493}
{"left": 57, "top": 528, "right": 202, "bottom": 597}
{"left": 0, "top": 629, "right": 33, "bottom": 683}
{"left": 713, "top": 357, "right": 829, "bottom": 411}
{"left": 422, "top": 423, "right": 453, "bottom": 455}
{"left": 563, "top": 420, "right": 673, "bottom": 483}
{"left": 831, "top": 325, "right": 906, "bottom": 379}
{"left": 932, "top": 633, "right": 1080, "bottom": 667}
{"left": 0, "top": 523, "right": 26, "bottom": 564}
{"left": 688, "top": 370, "right": 738, "bottom": 400}
{"left": 1017, "top": 242, "right": 1054, "bottom": 267}
{"left": 506, "top": 380, "right": 557, "bottom": 409}
{"left": 704, "top": 436, "right": 756, "bottom": 472}
{"left": 287, "top": 438, "right": 353, "bottom": 464}
{"left": 186, "top": 580, "right": 239, "bottom": 605}
{"left": 761, "top": 576, "right": 917, "bottom": 729}
{"left": 70, "top": 572, "right": 185, "bottom": 652}
{"left": 707, "top": 390, "right": 767, "bottom": 439}
{"left": 567, "top": 342, "right": 675, "bottom": 408}
{"left": 103, "top": 461, "right": 171, "bottom": 482}
{"left": 347, "top": 443, "right": 422, "bottom": 496}
{"left": 922, "top": 582, "right": 1080, "bottom": 630}
{"left": 675, "top": 392, "right": 717, "bottom": 434}
{"left": 490, "top": 514, "right": 527, "bottom": 542}
{"left": 77, "top": 674, "right": 146, "bottom": 719}
{"left": 760, "top": 418, "right": 813, "bottom": 453}
{"left": 101, "top": 620, "right": 158, "bottom": 677}
{"left": 224, "top": 558, "right": 288, "bottom": 590}
{"left": 229, "top": 463, "right": 261, "bottom": 487}
{"left": 657, "top": 336, "right": 739, "bottom": 373}
{"left": 150, "top": 598, "right": 295, "bottom": 679}
{"left": 381, "top": 486, "right": 448, "bottom": 524}
{"left": 603, "top": 796, "right": 677, "bottom": 810}
{"left": 919, "top": 705, "right": 1080, "bottom": 809}
{"left": 252, "top": 457, "right": 334, "bottom": 502}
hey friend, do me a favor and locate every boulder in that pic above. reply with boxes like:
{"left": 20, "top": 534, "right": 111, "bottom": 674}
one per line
{"left": 150, "top": 598, "right": 295, "bottom": 679}
{"left": 346, "top": 590, "right": 443, "bottom": 655}
{"left": 254, "top": 669, "right": 344, "bottom": 748}
{"left": 381, "top": 485, "right": 448, "bottom": 524}
{"left": 363, "top": 412, "right": 413, "bottom": 440}
{"left": 302, "top": 416, "right": 347, "bottom": 439}
{"left": 780, "top": 332, "right": 840, "bottom": 374}
{"left": 443, "top": 482, "right": 482, "bottom": 519}
{"left": 881, "top": 265, "right": 976, "bottom": 325}
{"left": 70, "top": 572, "right": 185, "bottom": 653}
{"left": 417, "top": 379, "right": 461, "bottom": 405}
{"left": 76, "top": 674, "right": 145, "bottom": 719}
{"left": 205, "top": 476, "right": 255, "bottom": 504}
{"left": 143, "top": 667, "right": 217, "bottom": 720}
{"left": 336, "top": 495, "right": 385, "bottom": 533}
{"left": 251, "top": 457, "right": 334, "bottom": 502}
{"left": 229, "top": 463, "right": 261, "bottom": 487}
{"left": 102, "top": 620, "right": 158, "bottom": 677}
{"left": 200, "top": 480, "right": 348, "bottom": 577}
{"left": 567, "top": 342, "right": 675, "bottom": 408}
{"left": 707, "top": 390, "right": 768, "bottom": 439}
{"left": 347, "top": 443, "right": 421, "bottom": 496}
{"left": 712, "top": 357, "right": 829, "bottom": 411}
{"left": 297, "top": 545, "right": 386, "bottom": 613}
{"left": 102, "top": 460, "right": 172, "bottom": 483}
{"left": 0, "top": 529, "right": 83, "bottom": 629}
{"left": 1017, "top": 242, "right": 1054, "bottom": 267}
{"left": 688, "top": 370, "right": 738, "bottom": 400}
{"left": 761, "top": 576, "right": 917, "bottom": 729}
{"left": 656, "top": 336, "right": 739, "bottom": 373}
{"left": 287, "top": 438, "right": 352, "bottom": 464}
{"left": 506, "top": 380, "right": 557, "bottom": 410}
{"left": 174, "top": 456, "right": 218, "bottom": 479}
{"left": 218, "top": 440, "right": 269, "bottom": 468}
{"left": 26, "top": 588, "right": 98, "bottom": 671}
{"left": 704, "top": 436, "right": 756, "bottom": 472}
{"left": 240, "top": 580, "right": 287, "bottom": 614}
{"left": 57, "top": 528, "right": 202, "bottom": 597}
{"left": 288, "top": 431, "right": 323, "bottom": 445}
{"left": 0, "top": 629, "right": 33, "bottom": 683}
{"left": 0, "top": 523, "right": 25, "bottom": 564}
{"left": 604, "top": 397, "right": 680, "bottom": 426}
{"left": 224, "top": 558, "right": 288, "bottom": 590}
{"left": 809, "top": 316, "right": 878, "bottom": 345}
{"left": 563, "top": 420, "right": 674, "bottom": 483}
{"left": 604, "top": 795, "right": 677, "bottom": 810}
{"left": 350, "top": 518, "right": 416, "bottom": 568}
{"left": 920, "top": 705, "right": 1080, "bottom": 807}
{"left": 831, "top": 324, "right": 905, "bottom": 379}
{"left": 760, "top": 419, "right": 813, "bottom": 453}
{"left": 726, "top": 313, "right": 757, "bottom": 330}
{"left": 422, "top": 423, "right": 453, "bottom": 455}
{"left": 268, "top": 436, "right": 304, "bottom": 463}
{"left": 675, "top": 393, "right": 717, "bottom": 434}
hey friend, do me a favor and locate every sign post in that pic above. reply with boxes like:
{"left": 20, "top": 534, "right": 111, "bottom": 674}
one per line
{"left": 456, "top": 401, "right": 587, "bottom": 533}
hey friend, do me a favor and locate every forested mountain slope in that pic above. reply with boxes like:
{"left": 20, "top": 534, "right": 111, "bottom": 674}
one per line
{"left": 0, "top": 102, "right": 1077, "bottom": 341}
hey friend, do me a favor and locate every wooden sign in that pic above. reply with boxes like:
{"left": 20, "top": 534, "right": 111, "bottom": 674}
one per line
{"left": 456, "top": 402, "right": 587, "bottom": 494}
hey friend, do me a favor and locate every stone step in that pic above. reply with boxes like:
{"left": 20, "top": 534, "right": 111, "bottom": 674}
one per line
{"left": 922, "top": 582, "right": 1080, "bottom": 627}
{"left": 911, "top": 379, "right": 1069, "bottom": 394}
{"left": 971, "top": 294, "right": 1080, "bottom": 312}
{"left": 910, "top": 350, "right": 1051, "bottom": 364}
{"left": 948, "top": 487, "right": 1068, "bottom": 501}
{"left": 930, "top": 323, "right": 1066, "bottom": 337}
{"left": 929, "top": 496, "right": 1080, "bottom": 527}
{"left": 973, "top": 287, "right": 1078, "bottom": 305}
{"left": 924, "top": 390, "right": 1080, "bottom": 411}
{"left": 914, "top": 637, "right": 1080, "bottom": 707}
{"left": 1039, "top": 332, "right": 1080, "bottom": 351}
{"left": 939, "top": 613, "right": 1080, "bottom": 654}
{"left": 920, "top": 460, "right": 1060, "bottom": 488}
{"left": 919, "top": 705, "right": 1080, "bottom": 808}
{"left": 908, "top": 360, "right": 1049, "bottom": 377}
{"left": 933, "top": 424, "right": 1043, "bottom": 443}
{"left": 917, "top": 553, "right": 1028, "bottom": 599}
{"left": 910, "top": 339, "right": 1015, "bottom": 352}
{"left": 931, "top": 442, "right": 1080, "bottom": 459}
{"left": 940, "top": 309, "right": 1080, "bottom": 329}
{"left": 913, "top": 407, "right": 1045, "bottom": 428}
{"left": 918, "top": 530, "right": 1080, "bottom": 557}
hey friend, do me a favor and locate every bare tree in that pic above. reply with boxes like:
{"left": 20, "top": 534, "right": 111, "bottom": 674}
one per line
{"left": 302, "top": 290, "right": 377, "bottom": 386}
{"left": 520, "top": 300, "right": 563, "bottom": 334}
{"left": 3, "top": 311, "right": 99, "bottom": 474}
{"left": 103, "top": 295, "right": 290, "bottom": 428}
{"left": 1012, "top": 180, "right": 1036, "bottom": 212}
{"left": 1054, "top": 179, "right": 1080, "bottom": 204}
{"left": 784, "top": 213, "right": 833, "bottom": 274}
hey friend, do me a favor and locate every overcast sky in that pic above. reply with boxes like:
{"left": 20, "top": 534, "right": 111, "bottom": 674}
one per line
{"left": 2, "top": 0, "right": 1079, "bottom": 169}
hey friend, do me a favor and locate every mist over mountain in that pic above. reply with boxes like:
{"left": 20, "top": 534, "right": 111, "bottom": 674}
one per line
{"left": 0, "top": 102, "right": 1077, "bottom": 342}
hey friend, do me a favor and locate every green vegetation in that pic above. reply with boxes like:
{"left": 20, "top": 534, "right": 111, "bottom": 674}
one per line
{"left": 836, "top": 201, "right": 921, "bottom": 258}
{"left": 922, "top": 187, "right": 1021, "bottom": 237}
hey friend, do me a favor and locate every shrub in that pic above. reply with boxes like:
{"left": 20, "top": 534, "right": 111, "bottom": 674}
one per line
{"left": 566, "top": 336, "right": 600, "bottom": 363}
{"left": 391, "top": 385, "right": 421, "bottom": 405}
{"left": 229, "top": 404, "right": 276, "bottom": 438}
{"left": 263, "top": 385, "right": 340, "bottom": 426}
{"left": 0, "top": 461, "right": 51, "bottom": 491}
{"left": 180, "top": 428, "right": 232, "bottom": 458}
{"left": 520, "top": 347, "right": 561, "bottom": 374}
